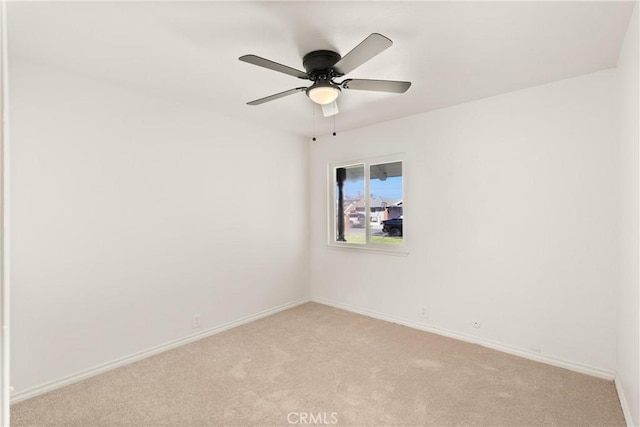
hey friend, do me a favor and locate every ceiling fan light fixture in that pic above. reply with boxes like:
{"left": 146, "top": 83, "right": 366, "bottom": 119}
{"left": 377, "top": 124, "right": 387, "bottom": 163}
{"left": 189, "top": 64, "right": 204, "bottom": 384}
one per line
{"left": 306, "top": 81, "right": 341, "bottom": 105}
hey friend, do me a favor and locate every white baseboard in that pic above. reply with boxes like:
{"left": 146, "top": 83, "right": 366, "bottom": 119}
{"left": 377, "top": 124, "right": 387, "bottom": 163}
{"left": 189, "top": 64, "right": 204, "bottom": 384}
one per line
{"left": 11, "top": 297, "right": 311, "bottom": 404}
{"left": 615, "top": 377, "right": 635, "bottom": 427}
{"left": 12, "top": 296, "right": 617, "bottom": 406}
{"left": 311, "top": 296, "right": 616, "bottom": 381}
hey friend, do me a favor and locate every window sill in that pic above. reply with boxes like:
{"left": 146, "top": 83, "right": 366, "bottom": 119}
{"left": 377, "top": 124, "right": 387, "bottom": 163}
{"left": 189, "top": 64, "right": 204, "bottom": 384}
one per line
{"left": 327, "top": 243, "right": 409, "bottom": 257}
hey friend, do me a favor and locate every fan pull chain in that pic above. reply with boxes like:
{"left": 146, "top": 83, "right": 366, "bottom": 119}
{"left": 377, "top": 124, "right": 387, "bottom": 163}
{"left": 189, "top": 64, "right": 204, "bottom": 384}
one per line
{"left": 312, "top": 103, "right": 316, "bottom": 141}
{"left": 333, "top": 103, "right": 337, "bottom": 136}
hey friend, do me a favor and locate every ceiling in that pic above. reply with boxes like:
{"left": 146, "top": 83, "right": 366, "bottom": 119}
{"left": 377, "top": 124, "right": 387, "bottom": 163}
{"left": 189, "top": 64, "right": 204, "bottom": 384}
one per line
{"left": 6, "top": 1, "right": 636, "bottom": 140}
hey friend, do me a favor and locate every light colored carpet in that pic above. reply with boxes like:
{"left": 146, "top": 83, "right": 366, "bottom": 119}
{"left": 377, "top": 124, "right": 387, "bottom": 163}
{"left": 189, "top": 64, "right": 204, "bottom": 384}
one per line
{"left": 12, "top": 302, "right": 625, "bottom": 426}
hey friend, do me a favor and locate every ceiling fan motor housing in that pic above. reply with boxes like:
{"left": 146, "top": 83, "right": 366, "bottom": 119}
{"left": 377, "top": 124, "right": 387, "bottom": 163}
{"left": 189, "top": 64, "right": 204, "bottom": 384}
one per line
{"left": 302, "top": 50, "right": 343, "bottom": 80}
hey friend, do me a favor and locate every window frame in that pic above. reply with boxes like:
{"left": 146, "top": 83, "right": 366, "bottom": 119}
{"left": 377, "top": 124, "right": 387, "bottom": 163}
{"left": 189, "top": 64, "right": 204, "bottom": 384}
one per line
{"left": 327, "top": 153, "right": 408, "bottom": 255}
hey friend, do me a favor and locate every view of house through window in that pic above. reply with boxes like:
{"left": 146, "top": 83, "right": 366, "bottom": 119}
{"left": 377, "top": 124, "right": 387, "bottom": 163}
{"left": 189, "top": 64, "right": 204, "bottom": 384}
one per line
{"left": 335, "top": 164, "right": 365, "bottom": 243}
{"left": 334, "top": 159, "right": 403, "bottom": 246}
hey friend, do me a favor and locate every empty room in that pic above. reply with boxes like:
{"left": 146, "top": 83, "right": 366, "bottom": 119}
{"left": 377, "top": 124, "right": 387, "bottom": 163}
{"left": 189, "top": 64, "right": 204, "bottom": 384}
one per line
{"left": 0, "top": 1, "right": 639, "bottom": 426}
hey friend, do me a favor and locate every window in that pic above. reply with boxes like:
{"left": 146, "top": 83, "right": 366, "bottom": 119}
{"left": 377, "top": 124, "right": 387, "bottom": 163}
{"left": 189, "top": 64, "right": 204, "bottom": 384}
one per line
{"left": 330, "top": 155, "right": 405, "bottom": 252}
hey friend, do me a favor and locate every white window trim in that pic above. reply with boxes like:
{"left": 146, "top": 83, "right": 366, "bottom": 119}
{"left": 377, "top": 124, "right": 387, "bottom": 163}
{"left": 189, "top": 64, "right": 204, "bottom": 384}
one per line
{"left": 327, "top": 153, "right": 408, "bottom": 255}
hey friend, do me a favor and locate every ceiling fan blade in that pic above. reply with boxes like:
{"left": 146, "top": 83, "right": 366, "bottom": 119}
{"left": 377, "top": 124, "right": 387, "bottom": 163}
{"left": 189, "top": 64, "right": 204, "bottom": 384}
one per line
{"left": 341, "top": 79, "right": 411, "bottom": 93}
{"left": 239, "top": 55, "right": 308, "bottom": 79}
{"left": 333, "top": 33, "right": 393, "bottom": 75}
{"left": 321, "top": 101, "right": 339, "bottom": 117}
{"left": 247, "top": 87, "right": 307, "bottom": 106}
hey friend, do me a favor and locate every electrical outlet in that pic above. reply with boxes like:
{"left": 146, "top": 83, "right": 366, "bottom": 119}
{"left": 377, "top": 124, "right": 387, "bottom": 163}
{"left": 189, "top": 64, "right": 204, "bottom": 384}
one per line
{"left": 472, "top": 320, "right": 481, "bottom": 328}
{"left": 421, "top": 306, "right": 428, "bottom": 318}
{"left": 192, "top": 314, "right": 201, "bottom": 329}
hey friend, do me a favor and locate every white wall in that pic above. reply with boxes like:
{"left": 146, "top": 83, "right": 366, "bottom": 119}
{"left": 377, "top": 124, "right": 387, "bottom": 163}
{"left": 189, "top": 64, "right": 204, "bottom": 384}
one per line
{"left": 9, "top": 58, "right": 309, "bottom": 394}
{"left": 617, "top": 3, "right": 640, "bottom": 425}
{"left": 310, "top": 69, "right": 619, "bottom": 375}
{"left": 0, "top": 2, "right": 10, "bottom": 423}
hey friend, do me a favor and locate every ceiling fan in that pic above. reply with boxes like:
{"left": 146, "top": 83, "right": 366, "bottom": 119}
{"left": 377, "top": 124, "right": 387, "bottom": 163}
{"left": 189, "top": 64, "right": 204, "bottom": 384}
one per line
{"left": 239, "top": 33, "right": 411, "bottom": 117}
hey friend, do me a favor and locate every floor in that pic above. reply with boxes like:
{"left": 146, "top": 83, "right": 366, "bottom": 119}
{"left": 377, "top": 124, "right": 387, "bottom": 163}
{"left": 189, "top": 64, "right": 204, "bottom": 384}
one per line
{"left": 11, "top": 302, "right": 625, "bottom": 426}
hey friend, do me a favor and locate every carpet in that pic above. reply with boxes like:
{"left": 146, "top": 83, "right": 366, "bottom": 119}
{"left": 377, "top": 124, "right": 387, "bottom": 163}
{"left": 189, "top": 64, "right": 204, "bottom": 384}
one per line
{"left": 11, "top": 302, "right": 625, "bottom": 426}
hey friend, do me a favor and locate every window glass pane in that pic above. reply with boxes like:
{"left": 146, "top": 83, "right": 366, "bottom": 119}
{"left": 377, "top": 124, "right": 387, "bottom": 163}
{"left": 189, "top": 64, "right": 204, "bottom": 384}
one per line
{"left": 369, "top": 161, "right": 403, "bottom": 244}
{"left": 335, "top": 164, "right": 365, "bottom": 244}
